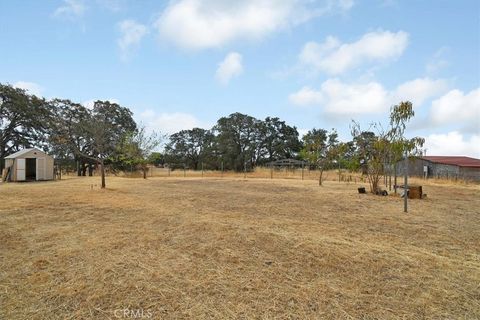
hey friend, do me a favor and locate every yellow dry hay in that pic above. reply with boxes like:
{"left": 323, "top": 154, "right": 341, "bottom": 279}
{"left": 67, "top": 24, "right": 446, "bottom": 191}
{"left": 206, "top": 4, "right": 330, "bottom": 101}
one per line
{"left": 0, "top": 176, "right": 479, "bottom": 319}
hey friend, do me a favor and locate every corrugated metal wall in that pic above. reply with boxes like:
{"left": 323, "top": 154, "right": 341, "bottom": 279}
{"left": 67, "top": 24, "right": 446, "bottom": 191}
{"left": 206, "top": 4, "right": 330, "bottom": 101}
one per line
{"left": 396, "top": 158, "right": 480, "bottom": 182}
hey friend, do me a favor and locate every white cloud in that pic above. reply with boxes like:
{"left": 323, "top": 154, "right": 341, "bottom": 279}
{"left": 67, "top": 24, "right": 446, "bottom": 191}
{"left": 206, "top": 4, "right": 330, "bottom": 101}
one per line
{"left": 424, "top": 131, "right": 480, "bottom": 158}
{"left": 153, "top": 0, "right": 354, "bottom": 50}
{"left": 53, "top": 0, "right": 86, "bottom": 20}
{"left": 215, "top": 52, "right": 243, "bottom": 85}
{"left": 429, "top": 88, "right": 480, "bottom": 133}
{"left": 137, "top": 110, "right": 208, "bottom": 134}
{"left": 299, "top": 30, "right": 409, "bottom": 75}
{"left": 13, "top": 81, "right": 44, "bottom": 96}
{"left": 289, "top": 77, "right": 449, "bottom": 116}
{"left": 318, "top": 79, "right": 389, "bottom": 115}
{"left": 117, "top": 20, "right": 148, "bottom": 60}
{"left": 288, "top": 86, "right": 323, "bottom": 106}
{"left": 393, "top": 78, "right": 448, "bottom": 107}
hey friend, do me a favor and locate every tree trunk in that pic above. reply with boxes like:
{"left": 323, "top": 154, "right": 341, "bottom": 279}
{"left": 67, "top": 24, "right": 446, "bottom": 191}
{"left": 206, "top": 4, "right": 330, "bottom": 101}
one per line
{"left": 81, "top": 161, "right": 87, "bottom": 176}
{"left": 88, "top": 164, "right": 93, "bottom": 176}
{"left": 0, "top": 146, "right": 5, "bottom": 172}
{"left": 394, "top": 163, "right": 398, "bottom": 194}
{"left": 319, "top": 169, "right": 324, "bottom": 186}
{"left": 100, "top": 160, "right": 106, "bottom": 189}
{"left": 372, "top": 179, "right": 378, "bottom": 194}
{"left": 389, "top": 172, "right": 392, "bottom": 191}
{"left": 143, "top": 166, "right": 147, "bottom": 179}
{"left": 77, "top": 159, "right": 82, "bottom": 176}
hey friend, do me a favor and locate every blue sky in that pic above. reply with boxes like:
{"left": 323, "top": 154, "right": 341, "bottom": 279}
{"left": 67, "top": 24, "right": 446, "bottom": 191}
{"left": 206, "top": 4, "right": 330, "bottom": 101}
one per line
{"left": 1, "top": 0, "right": 479, "bottom": 157}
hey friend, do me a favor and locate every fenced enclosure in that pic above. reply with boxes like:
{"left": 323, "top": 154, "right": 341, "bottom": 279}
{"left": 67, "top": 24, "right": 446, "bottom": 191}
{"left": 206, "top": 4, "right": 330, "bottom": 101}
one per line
{"left": 146, "top": 166, "right": 365, "bottom": 184}
{"left": 55, "top": 164, "right": 478, "bottom": 187}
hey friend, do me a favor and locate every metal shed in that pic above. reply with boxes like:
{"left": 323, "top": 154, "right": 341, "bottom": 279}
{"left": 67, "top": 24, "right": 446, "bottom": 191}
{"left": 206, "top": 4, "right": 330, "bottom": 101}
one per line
{"left": 2, "top": 148, "right": 54, "bottom": 182}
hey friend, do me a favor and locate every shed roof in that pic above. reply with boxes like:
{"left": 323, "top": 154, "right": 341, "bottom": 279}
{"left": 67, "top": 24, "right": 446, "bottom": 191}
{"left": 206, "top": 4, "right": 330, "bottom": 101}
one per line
{"left": 267, "top": 159, "right": 308, "bottom": 166}
{"left": 4, "top": 148, "right": 46, "bottom": 159}
{"left": 421, "top": 156, "right": 480, "bottom": 168}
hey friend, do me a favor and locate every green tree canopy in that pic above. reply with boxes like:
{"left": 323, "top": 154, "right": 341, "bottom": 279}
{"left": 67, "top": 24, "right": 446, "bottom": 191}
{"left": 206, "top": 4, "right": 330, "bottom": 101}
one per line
{"left": 0, "top": 84, "right": 53, "bottom": 159}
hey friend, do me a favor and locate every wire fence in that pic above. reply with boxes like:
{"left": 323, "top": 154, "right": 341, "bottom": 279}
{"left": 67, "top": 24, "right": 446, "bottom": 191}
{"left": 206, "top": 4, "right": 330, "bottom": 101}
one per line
{"left": 55, "top": 165, "right": 479, "bottom": 186}
{"left": 142, "top": 166, "right": 366, "bottom": 184}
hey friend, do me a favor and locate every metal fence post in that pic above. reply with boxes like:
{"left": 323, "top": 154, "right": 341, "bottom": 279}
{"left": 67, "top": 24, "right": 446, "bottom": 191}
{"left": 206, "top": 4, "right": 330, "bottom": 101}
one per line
{"left": 404, "top": 151, "right": 408, "bottom": 213}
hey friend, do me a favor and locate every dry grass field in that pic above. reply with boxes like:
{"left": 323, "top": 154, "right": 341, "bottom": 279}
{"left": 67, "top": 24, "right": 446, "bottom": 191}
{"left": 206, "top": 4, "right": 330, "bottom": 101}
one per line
{"left": 1, "top": 176, "right": 479, "bottom": 319}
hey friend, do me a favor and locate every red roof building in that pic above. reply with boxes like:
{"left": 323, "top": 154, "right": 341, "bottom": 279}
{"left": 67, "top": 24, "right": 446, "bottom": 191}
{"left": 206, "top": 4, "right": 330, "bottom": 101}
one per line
{"left": 396, "top": 156, "right": 480, "bottom": 182}
{"left": 420, "top": 156, "right": 480, "bottom": 168}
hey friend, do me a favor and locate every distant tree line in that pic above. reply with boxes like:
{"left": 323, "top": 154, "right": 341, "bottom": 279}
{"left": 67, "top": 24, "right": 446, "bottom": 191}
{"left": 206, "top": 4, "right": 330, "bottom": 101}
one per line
{"left": 165, "top": 113, "right": 302, "bottom": 171}
{"left": 1, "top": 83, "right": 424, "bottom": 192}
{"left": 163, "top": 105, "right": 424, "bottom": 191}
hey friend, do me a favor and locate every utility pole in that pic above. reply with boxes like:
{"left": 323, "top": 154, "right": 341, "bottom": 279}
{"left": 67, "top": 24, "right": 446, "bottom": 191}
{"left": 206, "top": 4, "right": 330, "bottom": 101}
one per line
{"left": 338, "top": 159, "right": 341, "bottom": 182}
{"left": 404, "top": 149, "right": 408, "bottom": 213}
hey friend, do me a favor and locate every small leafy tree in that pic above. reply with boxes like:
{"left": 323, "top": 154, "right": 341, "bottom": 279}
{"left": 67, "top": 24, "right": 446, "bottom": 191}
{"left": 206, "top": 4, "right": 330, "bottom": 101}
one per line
{"left": 118, "top": 127, "right": 164, "bottom": 179}
{"left": 351, "top": 101, "right": 424, "bottom": 194}
{"left": 387, "top": 101, "right": 425, "bottom": 192}
{"left": 351, "top": 122, "right": 389, "bottom": 193}
{"left": 301, "top": 128, "right": 339, "bottom": 186}
{"left": 148, "top": 152, "right": 164, "bottom": 167}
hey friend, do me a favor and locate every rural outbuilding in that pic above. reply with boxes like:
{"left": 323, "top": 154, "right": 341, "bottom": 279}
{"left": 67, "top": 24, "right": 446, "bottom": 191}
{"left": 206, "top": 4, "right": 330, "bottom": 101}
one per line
{"left": 397, "top": 156, "right": 480, "bottom": 182}
{"left": 2, "top": 148, "right": 54, "bottom": 182}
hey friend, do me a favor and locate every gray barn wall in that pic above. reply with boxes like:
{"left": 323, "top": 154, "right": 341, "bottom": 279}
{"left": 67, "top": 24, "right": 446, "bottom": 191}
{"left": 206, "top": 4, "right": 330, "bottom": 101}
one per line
{"left": 396, "top": 158, "right": 428, "bottom": 176}
{"left": 432, "top": 163, "right": 460, "bottom": 179}
{"left": 460, "top": 167, "right": 480, "bottom": 181}
{"left": 396, "top": 158, "right": 480, "bottom": 182}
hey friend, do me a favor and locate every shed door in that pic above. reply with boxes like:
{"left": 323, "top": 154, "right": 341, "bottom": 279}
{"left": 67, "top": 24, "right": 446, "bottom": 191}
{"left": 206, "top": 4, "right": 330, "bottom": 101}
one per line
{"left": 17, "top": 159, "right": 26, "bottom": 181}
{"left": 36, "top": 158, "right": 45, "bottom": 180}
